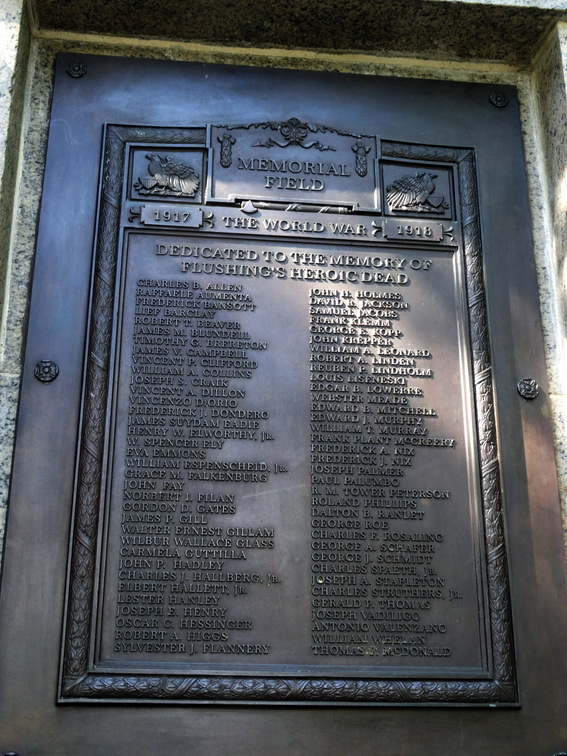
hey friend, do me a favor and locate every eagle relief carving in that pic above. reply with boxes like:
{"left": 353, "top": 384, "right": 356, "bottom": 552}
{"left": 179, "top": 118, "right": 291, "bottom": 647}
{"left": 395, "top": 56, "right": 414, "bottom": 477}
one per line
{"left": 386, "top": 171, "right": 449, "bottom": 214}
{"left": 134, "top": 153, "right": 200, "bottom": 197}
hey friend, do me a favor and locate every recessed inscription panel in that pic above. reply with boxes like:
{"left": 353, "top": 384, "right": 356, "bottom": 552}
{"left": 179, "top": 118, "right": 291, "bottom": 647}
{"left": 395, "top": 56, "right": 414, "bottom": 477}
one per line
{"left": 99, "top": 232, "right": 486, "bottom": 675}
{"left": 61, "top": 124, "right": 515, "bottom": 704}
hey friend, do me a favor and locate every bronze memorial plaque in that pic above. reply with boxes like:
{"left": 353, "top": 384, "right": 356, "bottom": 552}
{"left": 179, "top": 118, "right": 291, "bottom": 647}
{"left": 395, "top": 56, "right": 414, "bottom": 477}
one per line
{"left": 2, "top": 55, "right": 567, "bottom": 752}
{"left": 62, "top": 101, "right": 511, "bottom": 704}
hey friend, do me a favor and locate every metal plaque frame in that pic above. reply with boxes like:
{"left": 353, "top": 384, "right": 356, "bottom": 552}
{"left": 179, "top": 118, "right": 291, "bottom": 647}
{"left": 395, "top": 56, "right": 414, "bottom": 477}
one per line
{"left": 60, "top": 126, "right": 515, "bottom": 704}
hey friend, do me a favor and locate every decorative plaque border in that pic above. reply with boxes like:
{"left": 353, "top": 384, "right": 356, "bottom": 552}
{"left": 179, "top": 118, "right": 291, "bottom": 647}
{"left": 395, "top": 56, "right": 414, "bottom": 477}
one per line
{"left": 59, "top": 125, "right": 517, "bottom": 704}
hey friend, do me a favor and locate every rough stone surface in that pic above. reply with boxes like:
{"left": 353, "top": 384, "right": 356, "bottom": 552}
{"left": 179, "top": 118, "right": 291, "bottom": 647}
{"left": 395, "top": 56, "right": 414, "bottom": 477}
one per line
{"left": 29, "top": 0, "right": 565, "bottom": 66}
{"left": 0, "top": 44, "right": 51, "bottom": 378}
{"left": 549, "top": 393, "right": 567, "bottom": 539}
{"left": 0, "top": 375, "right": 19, "bottom": 545}
{"left": 0, "top": 0, "right": 29, "bottom": 552}
{"left": 0, "top": 0, "right": 29, "bottom": 367}
{"left": 519, "top": 37, "right": 565, "bottom": 395}
{"left": 0, "top": 0, "right": 26, "bottom": 189}
{"left": 528, "top": 23, "right": 567, "bottom": 543}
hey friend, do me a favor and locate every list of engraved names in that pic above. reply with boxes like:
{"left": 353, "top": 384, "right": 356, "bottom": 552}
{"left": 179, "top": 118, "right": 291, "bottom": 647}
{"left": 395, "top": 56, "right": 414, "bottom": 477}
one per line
{"left": 100, "top": 235, "right": 486, "bottom": 673}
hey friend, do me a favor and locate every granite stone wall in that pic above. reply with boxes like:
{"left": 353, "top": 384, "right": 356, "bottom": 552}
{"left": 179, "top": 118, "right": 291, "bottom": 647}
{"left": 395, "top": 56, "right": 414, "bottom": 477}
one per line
{"left": 0, "top": 0, "right": 29, "bottom": 549}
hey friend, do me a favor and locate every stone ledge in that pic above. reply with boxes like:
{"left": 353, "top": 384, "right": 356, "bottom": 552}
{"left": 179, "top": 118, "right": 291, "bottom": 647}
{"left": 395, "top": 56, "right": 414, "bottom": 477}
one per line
{"left": 28, "top": 0, "right": 566, "bottom": 66}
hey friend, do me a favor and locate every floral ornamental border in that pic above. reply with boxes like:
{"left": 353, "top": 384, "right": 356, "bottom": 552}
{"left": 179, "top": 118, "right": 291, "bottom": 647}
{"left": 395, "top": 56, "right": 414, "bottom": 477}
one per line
{"left": 59, "top": 126, "right": 517, "bottom": 704}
